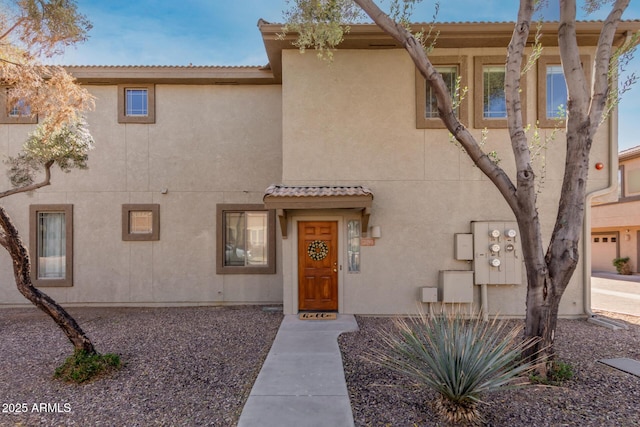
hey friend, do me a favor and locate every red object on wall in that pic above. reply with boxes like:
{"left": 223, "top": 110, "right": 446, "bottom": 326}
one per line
{"left": 595, "top": 162, "right": 604, "bottom": 170}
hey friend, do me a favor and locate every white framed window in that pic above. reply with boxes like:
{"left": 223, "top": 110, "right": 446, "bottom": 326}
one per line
{"left": 1, "top": 86, "right": 37, "bottom": 124}
{"left": 474, "top": 56, "right": 527, "bottom": 129}
{"left": 545, "top": 65, "right": 567, "bottom": 119}
{"left": 29, "top": 205, "right": 73, "bottom": 287}
{"left": 483, "top": 65, "right": 507, "bottom": 119}
{"left": 426, "top": 66, "right": 458, "bottom": 118}
{"left": 537, "top": 58, "right": 568, "bottom": 127}
{"left": 537, "top": 55, "right": 590, "bottom": 128}
{"left": 216, "top": 204, "right": 276, "bottom": 274}
{"left": 118, "top": 84, "right": 155, "bottom": 123}
{"left": 125, "top": 89, "right": 148, "bottom": 116}
{"left": 415, "top": 56, "right": 469, "bottom": 129}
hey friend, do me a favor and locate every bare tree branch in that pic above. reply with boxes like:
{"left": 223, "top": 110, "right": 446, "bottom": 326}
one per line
{"left": 559, "top": 0, "right": 591, "bottom": 120}
{"left": 589, "top": 0, "right": 630, "bottom": 129}
{"left": 0, "top": 17, "right": 26, "bottom": 42}
{"left": 352, "top": 0, "right": 519, "bottom": 213}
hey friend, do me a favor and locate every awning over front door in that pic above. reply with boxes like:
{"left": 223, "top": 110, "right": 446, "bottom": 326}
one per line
{"left": 263, "top": 184, "right": 374, "bottom": 238}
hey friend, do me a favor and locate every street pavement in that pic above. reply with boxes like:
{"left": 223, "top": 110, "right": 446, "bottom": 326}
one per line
{"left": 591, "top": 271, "right": 640, "bottom": 317}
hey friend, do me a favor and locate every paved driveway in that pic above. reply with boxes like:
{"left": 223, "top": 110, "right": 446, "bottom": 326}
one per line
{"left": 591, "top": 271, "right": 640, "bottom": 317}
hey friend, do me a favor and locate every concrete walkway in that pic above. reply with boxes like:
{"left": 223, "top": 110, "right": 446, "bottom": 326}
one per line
{"left": 238, "top": 314, "right": 359, "bottom": 427}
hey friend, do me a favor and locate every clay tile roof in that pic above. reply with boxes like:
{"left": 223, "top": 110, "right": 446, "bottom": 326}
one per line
{"left": 264, "top": 185, "right": 373, "bottom": 199}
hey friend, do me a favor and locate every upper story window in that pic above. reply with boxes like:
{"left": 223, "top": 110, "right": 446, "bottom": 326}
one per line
{"left": 627, "top": 168, "right": 640, "bottom": 196}
{"left": 126, "top": 89, "right": 148, "bottom": 116}
{"left": 616, "top": 162, "right": 640, "bottom": 201}
{"left": 415, "top": 56, "right": 469, "bottom": 129}
{"left": 482, "top": 65, "right": 507, "bottom": 118}
{"left": 537, "top": 55, "right": 590, "bottom": 128}
{"left": 545, "top": 65, "right": 567, "bottom": 119}
{"left": 427, "top": 66, "right": 457, "bottom": 118}
{"left": 474, "top": 56, "right": 527, "bottom": 129}
{"left": 216, "top": 204, "right": 276, "bottom": 274}
{"left": 29, "top": 204, "right": 73, "bottom": 287}
{"left": 118, "top": 83, "right": 155, "bottom": 124}
{"left": 0, "top": 86, "right": 37, "bottom": 124}
{"left": 9, "top": 98, "right": 31, "bottom": 117}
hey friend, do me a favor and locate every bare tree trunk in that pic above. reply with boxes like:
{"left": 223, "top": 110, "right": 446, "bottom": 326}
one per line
{"left": 522, "top": 263, "right": 560, "bottom": 372}
{"left": 353, "top": 0, "right": 632, "bottom": 375}
{"left": 0, "top": 205, "right": 96, "bottom": 354}
{"left": 520, "top": 0, "right": 630, "bottom": 372}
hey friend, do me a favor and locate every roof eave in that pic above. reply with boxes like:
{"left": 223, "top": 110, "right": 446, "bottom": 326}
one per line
{"left": 620, "top": 145, "right": 640, "bottom": 161}
{"left": 66, "top": 65, "right": 278, "bottom": 85}
{"left": 259, "top": 20, "right": 640, "bottom": 82}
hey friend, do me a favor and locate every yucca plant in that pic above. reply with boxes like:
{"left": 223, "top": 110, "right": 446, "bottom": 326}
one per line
{"left": 371, "top": 308, "right": 541, "bottom": 426}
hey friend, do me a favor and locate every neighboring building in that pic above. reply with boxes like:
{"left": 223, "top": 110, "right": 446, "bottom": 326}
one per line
{"left": 1, "top": 21, "right": 637, "bottom": 316}
{"left": 591, "top": 145, "right": 640, "bottom": 274}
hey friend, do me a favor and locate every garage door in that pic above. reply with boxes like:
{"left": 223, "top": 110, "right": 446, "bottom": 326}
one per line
{"left": 591, "top": 233, "right": 618, "bottom": 273}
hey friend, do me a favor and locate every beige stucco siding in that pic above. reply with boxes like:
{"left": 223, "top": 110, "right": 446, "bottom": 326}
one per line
{"left": 283, "top": 49, "right": 422, "bottom": 182}
{"left": 592, "top": 202, "right": 640, "bottom": 228}
{"left": 0, "top": 84, "right": 283, "bottom": 306}
{"left": 280, "top": 48, "right": 607, "bottom": 316}
{"left": 0, "top": 41, "right": 616, "bottom": 316}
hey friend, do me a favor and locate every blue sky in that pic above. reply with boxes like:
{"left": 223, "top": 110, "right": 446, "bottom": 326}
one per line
{"left": 57, "top": 0, "right": 640, "bottom": 150}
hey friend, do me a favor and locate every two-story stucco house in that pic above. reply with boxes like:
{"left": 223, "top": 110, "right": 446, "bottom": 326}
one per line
{"left": 592, "top": 145, "right": 640, "bottom": 274}
{"left": 1, "top": 20, "right": 637, "bottom": 316}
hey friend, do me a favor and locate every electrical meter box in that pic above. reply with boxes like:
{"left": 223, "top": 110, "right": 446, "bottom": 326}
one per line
{"left": 439, "top": 270, "right": 474, "bottom": 303}
{"left": 472, "top": 221, "right": 522, "bottom": 285}
{"left": 454, "top": 233, "right": 474, "bottom": 260}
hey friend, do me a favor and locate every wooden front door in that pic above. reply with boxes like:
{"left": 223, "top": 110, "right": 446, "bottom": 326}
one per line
{"left": 298, "top": 221, "right": 338, "bottom": 311}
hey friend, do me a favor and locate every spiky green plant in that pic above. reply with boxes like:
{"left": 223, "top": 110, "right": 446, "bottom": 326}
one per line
{"left": 371, "top": 308, "right": 541, "bottom": 425}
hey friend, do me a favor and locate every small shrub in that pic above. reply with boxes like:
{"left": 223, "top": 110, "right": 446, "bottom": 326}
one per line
{"left": 370, "top": 309, "right": 540, "bottom": 426}
{"left": 530, "top": 360, "right": 574, "bottom": 386}
{"left": 613, "top": 257, "right": 632, "bottom": 275}
{"left": 54, "top": 350, "right": 121, "bottom": 384}
{"left": 550, "top": 360, "right": 574, "bottom": 383}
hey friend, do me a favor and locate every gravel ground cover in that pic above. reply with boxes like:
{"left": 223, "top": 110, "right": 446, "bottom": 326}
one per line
{"left": 0, "top": 305, "right": 283, "bottom": 426}
{"left": 338, "top": 311, "right": 640, "bottom": 427}
{"left": 3, "top": 306, "right": 639, "bottom": 427}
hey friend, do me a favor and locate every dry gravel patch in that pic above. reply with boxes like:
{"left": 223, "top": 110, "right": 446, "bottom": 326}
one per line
{"left": 3, "top": 306, "right": 639, "bottom": 426}
{"left": 0, "top": 305, "right": 283, "bottom": 426}
{"left": 338, "top": 312, "right": 640, "bottom": 427}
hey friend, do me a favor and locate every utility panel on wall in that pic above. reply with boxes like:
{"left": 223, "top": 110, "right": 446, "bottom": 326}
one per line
{"left": 472, "top": 221, "right": 522, "bottom": 285}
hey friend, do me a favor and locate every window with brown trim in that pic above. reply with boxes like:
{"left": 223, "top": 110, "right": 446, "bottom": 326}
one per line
{"left": 122, "top": 204, "right": 160, "bottom": 241}
{"left": 415, "top": 56, "right": 469, "bottom": 128}
{"left": 537, "top": 55, "right": 590, "bottom": 128}
{"left": 29, "top": 204, "right": 73, "bottom": 287}
{"left": 118, "top": 83, "right": 155, "bottom": 124}
{"left": 474, "top": 56, "right": 527, "bottom": 129}
{"left": 0, "top": 87, "right": 37, "bottom": 124}
{"left": 628, "top": 168, "right": 640, "bottom": 196}
{"left": 216, "top": 204, "right": 276, "bottom": 274}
